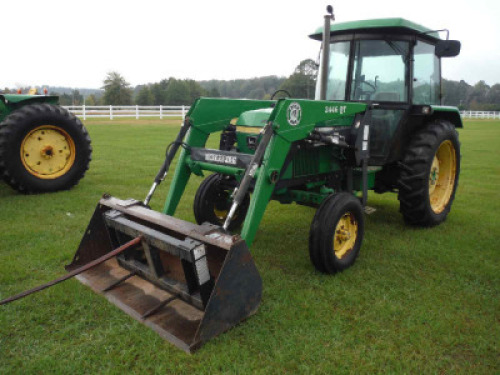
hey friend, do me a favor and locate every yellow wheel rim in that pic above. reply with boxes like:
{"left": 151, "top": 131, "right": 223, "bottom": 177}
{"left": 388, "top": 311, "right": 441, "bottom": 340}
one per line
{"left": 429, "top": 140, "right": 456, "bottom": 214}
{"left": 20, "top": 125, "right": 76, "bottom": 179}
{"left": 333, "top": 212, "right": 358, "bottom": 259}
{"left": 214, "top": 207, "right": 229, "bottom": 220}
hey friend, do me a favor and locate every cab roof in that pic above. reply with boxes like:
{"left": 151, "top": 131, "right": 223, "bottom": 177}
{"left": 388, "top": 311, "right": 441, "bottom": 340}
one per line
{"left": 309, "top": 18, "right": 441, "bottom": 41}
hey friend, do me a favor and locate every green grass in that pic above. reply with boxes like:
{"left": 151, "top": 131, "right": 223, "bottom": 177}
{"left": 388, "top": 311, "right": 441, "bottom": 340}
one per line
{"left": 0, "top": 118, "right": 499, "bottom": 374}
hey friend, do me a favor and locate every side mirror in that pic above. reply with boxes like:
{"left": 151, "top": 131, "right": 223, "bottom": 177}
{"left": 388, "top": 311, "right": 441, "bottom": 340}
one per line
{"left": 435, "top": 40, "right": 461, "bottom": 57}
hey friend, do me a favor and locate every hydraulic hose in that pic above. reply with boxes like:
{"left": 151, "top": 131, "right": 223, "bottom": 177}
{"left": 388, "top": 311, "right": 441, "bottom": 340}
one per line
{"left": 223, "top": 121, "right": 274, "bottom": 230}
{"left": 144, "top": 118, "right": 191, "bottom": 205}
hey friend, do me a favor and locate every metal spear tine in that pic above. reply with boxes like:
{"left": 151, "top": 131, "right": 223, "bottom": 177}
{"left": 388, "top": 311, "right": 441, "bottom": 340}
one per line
{"left": 0, "top": 236, "right": 142, "bottom": 306}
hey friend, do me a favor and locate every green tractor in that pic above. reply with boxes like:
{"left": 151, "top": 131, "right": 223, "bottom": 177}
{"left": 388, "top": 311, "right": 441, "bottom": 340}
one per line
{"left": 0, "top": 92, "right": 91, "bottom": 193}
{"left": 2, "top": 9, "right": 461, "bottom": 352}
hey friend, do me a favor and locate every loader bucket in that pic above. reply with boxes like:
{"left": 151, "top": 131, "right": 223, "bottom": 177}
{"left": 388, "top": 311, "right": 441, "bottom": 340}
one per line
{"left": 66, "top": 195, "right": 262, "bottom": 353}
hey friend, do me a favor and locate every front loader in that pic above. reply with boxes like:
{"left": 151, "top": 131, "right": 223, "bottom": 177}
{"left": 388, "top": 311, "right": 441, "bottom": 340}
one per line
{"left": 1, "top": 7, "right": 462, "bottom": 353}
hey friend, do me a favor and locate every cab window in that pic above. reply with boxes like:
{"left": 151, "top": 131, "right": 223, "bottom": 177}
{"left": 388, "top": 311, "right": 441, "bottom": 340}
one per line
{"left": 413, "top": 40, "right": 440, "bottom": 105}
{"left": 350, "top": 40, "right": 410, "bottom": 102}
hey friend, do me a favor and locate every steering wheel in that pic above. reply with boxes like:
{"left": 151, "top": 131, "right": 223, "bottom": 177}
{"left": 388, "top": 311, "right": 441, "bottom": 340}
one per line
{"left": 359, "top": 80, "right": 377, "bottom": 93}
{"left": 354, "top": 80, "right": 377, "bottom": 100}
{"left": 271, "top": 89, "right": 291, "bottom": 100}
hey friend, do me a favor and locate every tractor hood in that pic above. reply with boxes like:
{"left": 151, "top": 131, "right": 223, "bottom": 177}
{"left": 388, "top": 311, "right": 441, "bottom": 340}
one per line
{"left": 236, "top": 107, "right": 273, "bottom": 128}
{"left": 0, "top": 94, "right": 59, "bottom": 104}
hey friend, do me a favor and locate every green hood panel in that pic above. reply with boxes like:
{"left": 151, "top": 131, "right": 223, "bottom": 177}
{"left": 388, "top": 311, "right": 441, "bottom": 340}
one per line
{"left": 0, "top": 94, "right": 60, "bottom": 123}
{"left": 0, "top": 94, "right": 59, "bottom": 104}
{"left": 236, "top": 108, "right": 273, "bottom": 127}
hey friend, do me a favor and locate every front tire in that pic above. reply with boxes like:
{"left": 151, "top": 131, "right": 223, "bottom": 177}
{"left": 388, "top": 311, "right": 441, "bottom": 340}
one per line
{"left": 398, "top": 120, "right": 460, "bottom": 226}
{"left": 0, "top": 104, "right": 92, "bottom": 193}
{"left": 193, "top": 173, "right": 250, "bottom": 231}
{"left": 309, "top": 193, "right": 365, "bottom": 274}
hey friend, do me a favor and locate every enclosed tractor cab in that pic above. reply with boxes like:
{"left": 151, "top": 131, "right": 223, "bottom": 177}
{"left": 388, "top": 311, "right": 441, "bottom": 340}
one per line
{"left": 309, "top": 16, "right": 462, "bottom": 224}
{"left": 1, "top": 10, "right": 461, "bottom": 352}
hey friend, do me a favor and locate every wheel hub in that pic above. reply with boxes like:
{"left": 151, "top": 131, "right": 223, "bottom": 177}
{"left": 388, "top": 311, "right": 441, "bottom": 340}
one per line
{"left": 333, "top": 213, "right": 358, "bottom": 259}
{"left": 429, "top": 140, "right": 456, "bottom": 214}
{"left": 429, "top": 156, "right": 440, "bottom": 194}
{"left": 336, "top": 229, "right": 351, "bottom": 242}
{"left": 213, "top": 191, "right": 231, "bottom": 220}
{"left": 20, "top": 125, "right": 76, "bottom": 179}
{"left": 214, "top": 207, "right": 229, "bottom": 220}
{"left": 41, "top": 145, "right": 55, "bottom": 159}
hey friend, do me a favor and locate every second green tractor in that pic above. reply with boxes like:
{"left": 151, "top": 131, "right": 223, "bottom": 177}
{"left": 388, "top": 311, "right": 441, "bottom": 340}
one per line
{"left": 0, "top": 93, "right": 91, "bottom": 193}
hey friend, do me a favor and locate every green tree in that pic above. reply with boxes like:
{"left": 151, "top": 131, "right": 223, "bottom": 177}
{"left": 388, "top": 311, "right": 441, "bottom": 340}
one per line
{"left": 150, "top": 79, "right": 169, "bottom": 105}
{"left": 186, "top": 79, "right": 207, "bottom": 102}
{"left": 486, "top": 84, "right": 500, "bottom": 110}
{"left": 102, "top": 72, "right": 133, "bottom": 105}
{"left": 198, "top": 76, "right": 285, "bottom": 99}
{"left": 164, "top": 79, "right": 190, "bottom": 105}
{"left": 247, "top": 88, "right": 266, "bottom": 99}
{"left": 71, "top": 89, "right": 83, "bottom": 105}
{"left": 135, "top": 86, "right": 155, "bottom": 105}
{"left": 85, "top": 94, "right": 99, "bottom": 106}
{"left": 468, "top": 80, "right": 490, "bottom": 110}
{"left": 163, "top": 78, "right": 207, "bottom": 105}
{"left": 279, "top": 59, "right": 318, "bottom": 99}
{"left": 442, "top": 79, "right": 471, "bottom": 108}
{"left": 58, "top": 93, "right": 72, "bottom": 106}
{"left": 208, "top": 86, "right": 220, "bottom": 97}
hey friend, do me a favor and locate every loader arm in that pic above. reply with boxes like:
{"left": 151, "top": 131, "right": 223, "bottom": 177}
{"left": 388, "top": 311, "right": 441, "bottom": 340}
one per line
{"left": 165, "top": 98, "right": 367, "bottom": 247}
{"left": 240, "top": 99, "right": 367, "bottom": 246}
{"left": 163, "top": 98, "right": 274, "bottom": 215}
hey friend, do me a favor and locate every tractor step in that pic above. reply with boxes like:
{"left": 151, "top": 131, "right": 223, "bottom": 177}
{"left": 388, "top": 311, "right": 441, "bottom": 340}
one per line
{"left": 364, "top": 206, "right": 377, "bottom": 215}
{"left": 66, "top": 195, "right": 262, "bottom": 353}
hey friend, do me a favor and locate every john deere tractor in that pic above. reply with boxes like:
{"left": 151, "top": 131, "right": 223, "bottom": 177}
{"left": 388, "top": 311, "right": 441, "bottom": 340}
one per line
{"left": 2, "top": 9, "right": 462, "bottom": 352}
{"left": 0, "top": 92, "right": 91, "bottom": 193}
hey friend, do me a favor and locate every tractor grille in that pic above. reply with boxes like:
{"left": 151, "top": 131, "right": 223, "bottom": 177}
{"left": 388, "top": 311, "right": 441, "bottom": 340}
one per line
{"left": 293, "top": 148, "right": 320, "bottom": 177}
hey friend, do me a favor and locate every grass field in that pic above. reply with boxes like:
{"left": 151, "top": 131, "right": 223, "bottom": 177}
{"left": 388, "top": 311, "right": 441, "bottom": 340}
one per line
{"left": 0, "top": 118, "right": 499, "bottom": 374}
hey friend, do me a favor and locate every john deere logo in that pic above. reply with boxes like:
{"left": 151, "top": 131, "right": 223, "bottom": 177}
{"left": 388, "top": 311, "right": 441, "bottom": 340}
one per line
{"left": 287, "top": 102, "right": 302, "bottom": 126}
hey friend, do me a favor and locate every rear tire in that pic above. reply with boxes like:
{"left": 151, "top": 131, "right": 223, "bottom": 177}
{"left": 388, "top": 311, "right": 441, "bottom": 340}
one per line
{"left": 309, "top": 193, "right": 365, "bottom": 274}
{"left": 0, "top": 104, "right": 92, "bottom": 193}
{"left": 193, "top": 173, "right": 250, "bottom": 231}
{"left": 398, "top": 120, "right": 460, "bottom": 226}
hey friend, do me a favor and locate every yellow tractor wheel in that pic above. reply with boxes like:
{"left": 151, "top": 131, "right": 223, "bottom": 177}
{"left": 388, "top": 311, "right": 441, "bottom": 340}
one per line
{"left": 20, "top": 125, "right": 76, "bottom": 180}
{"left": 428, "top": 140, "right": 457, "bottom": 214}
{"left": 194, "top": 173, "right": 250, "bottom": 231}
{"left": 0, "top": 104, "right": 91, "bottom": 193}
{"left": 398, "top": 120, "right": 460, "bottom": 226}
{"left": 309, "top": 192, "right": 364, "bottom": 274}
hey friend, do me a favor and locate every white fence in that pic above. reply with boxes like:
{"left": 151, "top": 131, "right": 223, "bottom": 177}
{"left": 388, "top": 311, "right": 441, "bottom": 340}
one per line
{"left": 63, "top": 106, "right": 499, "bottom": 121}
{"left": 460, "top": 111, "right": 500, "bottom": 119}
{"left": 64, "top": 105, "right": 190, "bottom": 120}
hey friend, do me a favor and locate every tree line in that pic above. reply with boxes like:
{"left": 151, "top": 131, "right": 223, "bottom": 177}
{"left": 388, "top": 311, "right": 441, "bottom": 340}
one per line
{"left": 442, "top": 79, "right": 500, "bottom": 111}
{"left": 75, "top": 59, "right": 317, "bottom": 106}
{"left": 2, "top": 59, "right": 499, "bottom": 110}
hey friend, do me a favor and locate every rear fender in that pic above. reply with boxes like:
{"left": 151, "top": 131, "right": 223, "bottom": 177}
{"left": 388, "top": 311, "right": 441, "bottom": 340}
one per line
{"left": 429, "top": 106, "right": 463, "bottom": 128}
{"left": 0, "top": 94, "right": 60, "bottom": 123}
{"left": 0, "top": 94, "right": 59, "bottom": 106}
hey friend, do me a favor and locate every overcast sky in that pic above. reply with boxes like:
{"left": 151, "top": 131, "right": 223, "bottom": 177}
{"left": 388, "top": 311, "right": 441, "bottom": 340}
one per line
{"left": 3, "top": 0, "right": 499, "bottom": 89}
